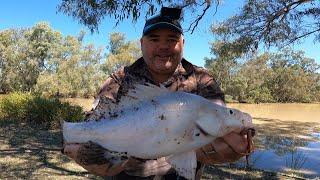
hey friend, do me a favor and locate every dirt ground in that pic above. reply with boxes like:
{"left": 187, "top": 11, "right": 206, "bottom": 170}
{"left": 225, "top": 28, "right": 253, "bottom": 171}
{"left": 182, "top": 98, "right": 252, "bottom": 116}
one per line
{"left": 0, "top": 119, "right": 309, "bottom": 180}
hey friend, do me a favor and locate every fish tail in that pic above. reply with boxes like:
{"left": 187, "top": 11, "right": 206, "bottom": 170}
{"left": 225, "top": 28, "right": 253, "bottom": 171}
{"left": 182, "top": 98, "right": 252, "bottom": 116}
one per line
{"left": 60, "top": 120, "right": 66, "bottom": 154}
{"left": 63, "top": 120, "right": 102, "bottom": 144}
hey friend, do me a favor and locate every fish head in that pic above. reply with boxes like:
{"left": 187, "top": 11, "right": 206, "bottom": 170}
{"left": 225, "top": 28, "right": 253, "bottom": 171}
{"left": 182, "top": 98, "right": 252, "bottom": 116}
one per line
{"left": 218, "top": 108, "right": 253, "bottom": 136}
{"left": 195, "top": 103, "right": 253, "bottom": 137}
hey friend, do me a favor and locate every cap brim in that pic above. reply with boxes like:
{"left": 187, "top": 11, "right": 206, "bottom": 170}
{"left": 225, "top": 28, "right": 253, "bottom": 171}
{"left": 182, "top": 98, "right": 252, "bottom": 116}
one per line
{"left": 143, "top": 22, "right": 183, "bottom": 35}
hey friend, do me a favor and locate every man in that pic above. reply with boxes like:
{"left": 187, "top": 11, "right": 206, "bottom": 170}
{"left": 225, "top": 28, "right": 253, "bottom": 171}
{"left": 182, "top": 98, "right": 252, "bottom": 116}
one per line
{"left": 63, "top": 7, "right": 254, "bottom": 180}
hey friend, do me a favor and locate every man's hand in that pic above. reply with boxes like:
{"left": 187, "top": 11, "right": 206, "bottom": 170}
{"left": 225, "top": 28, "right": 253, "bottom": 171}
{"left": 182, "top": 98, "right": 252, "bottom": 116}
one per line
{"left": 62, "top": 142, "right": 125, "bottom": 176}
{"left": 62, "top": 142, "right": 173, "bottom": 177}
{"left": 196, "top": 98, "right": 255, "bottom": 165}
{"left": 124, "top": 157, "right": 173, "bottom": 177}
{"left": 196, "top": 129, "right": 254, "bottom": 164}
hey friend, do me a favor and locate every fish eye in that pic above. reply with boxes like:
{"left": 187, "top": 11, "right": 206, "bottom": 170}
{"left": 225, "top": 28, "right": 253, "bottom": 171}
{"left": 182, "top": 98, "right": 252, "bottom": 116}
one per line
{"left": 229, "top": 110, "right": 233, "bottom": 114}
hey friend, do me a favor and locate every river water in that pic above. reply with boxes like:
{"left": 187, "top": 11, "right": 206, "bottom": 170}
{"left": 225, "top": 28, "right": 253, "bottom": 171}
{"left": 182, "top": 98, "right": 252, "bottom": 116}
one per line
{"left": 228, "top": 103, "right": 320, "bottom": 178}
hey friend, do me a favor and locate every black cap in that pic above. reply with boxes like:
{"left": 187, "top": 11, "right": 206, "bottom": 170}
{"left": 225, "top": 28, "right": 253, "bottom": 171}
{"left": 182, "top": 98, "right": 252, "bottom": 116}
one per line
{"left": 143, "top": 7, "right": 183, "bottom": 36}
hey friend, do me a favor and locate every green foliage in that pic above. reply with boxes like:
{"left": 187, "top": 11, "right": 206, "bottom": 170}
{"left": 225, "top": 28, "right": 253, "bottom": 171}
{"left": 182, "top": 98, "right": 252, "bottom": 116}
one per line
{"left": 0, "top": 23, "right": 145, "bottom": 97}
{"left": 246, "top": 87, "right": 275, "bottom": 103}
{"left": 35, "top": 41, "right": 105, "bottom": 97}
{"left": 0, "top": 22, "right": 106, "bottom": 97}
{"left": 0, "top": 93, "right": 84, "bottom": 129}
{"left": 204, "top": 56, "right": 238, "bottom": 91}
{"left": 224, "top": 94, "right": 237, "bottom": 103}
{"left": 0, "top": 92, "right": 30, "bottom": 121}
{"left": 0, "top": 23, "right": 61, "bottom": 93}
{"left": 205, "top": 49, "right": 320, "bottom": 103}
{"left": 266, "top": 49, "right": 320, "bottom": 102}
{"left": 102, "top": 32, "right": 141, "bottom": 74}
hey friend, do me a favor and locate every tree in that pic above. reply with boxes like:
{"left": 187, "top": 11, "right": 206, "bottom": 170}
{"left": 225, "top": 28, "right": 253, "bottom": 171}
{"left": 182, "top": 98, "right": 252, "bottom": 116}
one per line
{"left": 267, "top": 48, "right": 320, "bottom": 102}
{"left": 204, "top": 56, "right": 237, "bottom": 92}
{"left": 35, "top": 34, "right": 105, "bottom": 98}
{"left": 205, "top": 48, "right": 320, "bottom": 103}
{"left": 58, "top": 0, "right": 220, "bottom": 33}
{"left": 58, "top": 0, "right": 320, "bottom": 46}
{"left": 212, "top": 0, "right": 320, "bottom": 54}
{"left": 204, "top": 39, "right": 241, "bottom": 95}
{"left": 0, "top": 22, "right": 105, "bottom": 97}
{"left": 102, "top": 32, "right": 141, "bottom": 75}
{"left": 0, "top": 23, "right": 59, "bottom": 92}
{"left": 205, "top": 0, "right": 320, "bottom": 103}
{"left": 0, "top": 29, "right": 17, "bottom": 93}
{"left": 236, "top": 53, "right": 274, "bottom": 103}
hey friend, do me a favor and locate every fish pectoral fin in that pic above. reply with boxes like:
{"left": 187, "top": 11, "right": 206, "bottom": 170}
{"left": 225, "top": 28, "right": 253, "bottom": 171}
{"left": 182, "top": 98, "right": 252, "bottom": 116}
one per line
{"left": 195, "top": 116, "right": 221, "bottom": 137}
{"left": 166, "top": 151, "right": 197, "bottom": 180}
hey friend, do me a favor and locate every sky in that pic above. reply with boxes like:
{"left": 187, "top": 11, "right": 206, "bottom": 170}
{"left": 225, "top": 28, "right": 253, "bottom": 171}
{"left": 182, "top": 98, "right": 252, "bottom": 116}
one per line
{"left": 0, "top": 0, "right": 319, "bottom": 67}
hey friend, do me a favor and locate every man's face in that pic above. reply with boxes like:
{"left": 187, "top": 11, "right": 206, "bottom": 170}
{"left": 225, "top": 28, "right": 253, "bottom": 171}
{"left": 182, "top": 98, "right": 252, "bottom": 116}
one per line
{"left": 140, "top": 28, "right": 184, "bottom": 75}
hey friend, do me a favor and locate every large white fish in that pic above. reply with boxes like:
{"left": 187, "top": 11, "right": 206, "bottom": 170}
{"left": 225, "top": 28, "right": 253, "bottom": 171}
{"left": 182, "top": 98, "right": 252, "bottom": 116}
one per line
{"left": 63, "top": 83, "right": 253, "bottom": 180}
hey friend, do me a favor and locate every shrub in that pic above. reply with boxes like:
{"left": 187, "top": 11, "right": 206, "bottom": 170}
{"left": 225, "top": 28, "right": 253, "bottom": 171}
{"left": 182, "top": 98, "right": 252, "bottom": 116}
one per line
{"left": 0, "top": 92, "right": 30, "bottom": 121}
{"left": 59, "top": 102, "right": 85, "bottom": 122}
{"left": 0, "top": 93, "right": 85, "bottom": 129}
{"left": 224, "top": 94, "right": 237, "bottom": 103}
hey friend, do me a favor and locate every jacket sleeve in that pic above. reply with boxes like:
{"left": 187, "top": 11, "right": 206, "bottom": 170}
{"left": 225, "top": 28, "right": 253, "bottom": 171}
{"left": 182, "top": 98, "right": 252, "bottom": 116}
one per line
{"left": 196, "top": 68, "right": 225, "bottom": 102}
{"left": 97, "top": 68, "right": 125, "bottom": 101}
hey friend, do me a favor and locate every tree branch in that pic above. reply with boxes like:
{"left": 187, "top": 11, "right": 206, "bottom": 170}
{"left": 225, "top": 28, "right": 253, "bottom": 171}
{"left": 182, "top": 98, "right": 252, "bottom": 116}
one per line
{"left": 254, "top": 0, "right": 313, "bottom": 45}
{"left": 186, "top": 1, "right": 218, "bottom": 34}
{"left": 285, "top": 27, "right": 320, "bottom": 46}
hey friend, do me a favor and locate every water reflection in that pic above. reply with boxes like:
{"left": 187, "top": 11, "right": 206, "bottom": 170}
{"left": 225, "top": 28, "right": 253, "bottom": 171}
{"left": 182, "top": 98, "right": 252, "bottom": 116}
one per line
{"left": 236, "top": 117, "right": 320, "bottom": 178}
{"left": 285, "top": 149, "right": 307, "bottom": 171}
{"left": 313, "top": 132, "right": 320, "bottom": 138}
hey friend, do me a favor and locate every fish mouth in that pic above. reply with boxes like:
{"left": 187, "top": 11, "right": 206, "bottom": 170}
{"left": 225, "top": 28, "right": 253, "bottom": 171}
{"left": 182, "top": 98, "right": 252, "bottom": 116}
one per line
{"left": 196, "top": 124, "right": 209, "bottom": 136}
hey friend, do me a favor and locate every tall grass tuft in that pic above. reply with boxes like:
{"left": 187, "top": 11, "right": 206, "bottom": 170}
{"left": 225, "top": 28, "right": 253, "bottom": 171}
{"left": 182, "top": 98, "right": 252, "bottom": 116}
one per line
{"left": 0, "top": 92, "right": 84, "bottom": 129}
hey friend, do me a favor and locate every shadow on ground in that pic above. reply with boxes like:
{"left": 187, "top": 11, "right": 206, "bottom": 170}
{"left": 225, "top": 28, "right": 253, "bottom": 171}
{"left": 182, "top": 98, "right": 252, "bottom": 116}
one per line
{"left": 0, "top": 120, "right": 100, "bottom": 179}
{"left": 253, "top": 117, "right": 320, "bottom": 155}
